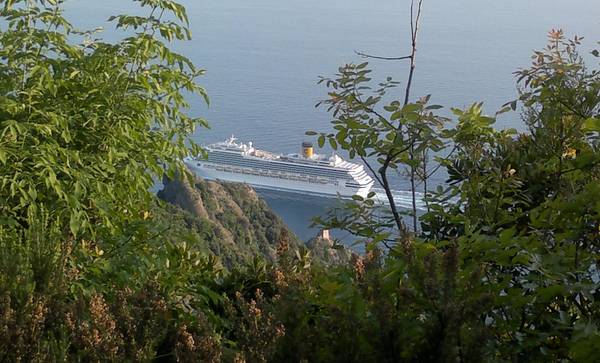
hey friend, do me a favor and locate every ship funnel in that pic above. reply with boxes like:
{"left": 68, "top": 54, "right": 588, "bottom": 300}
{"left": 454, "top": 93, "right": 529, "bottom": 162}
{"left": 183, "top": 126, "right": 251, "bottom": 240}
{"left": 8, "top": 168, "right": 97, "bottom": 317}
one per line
{"left": 302, "top": 141, "right": 314, "bottom": 158}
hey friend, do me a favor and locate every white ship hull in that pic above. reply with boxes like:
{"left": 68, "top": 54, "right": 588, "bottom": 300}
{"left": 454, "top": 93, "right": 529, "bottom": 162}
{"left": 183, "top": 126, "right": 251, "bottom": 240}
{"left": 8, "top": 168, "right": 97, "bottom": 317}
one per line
{"left": 185, "top": 159, "right": 373, "bottom": 198}
{"left": 183, "top": 137, "right": 374, "bottom": 199}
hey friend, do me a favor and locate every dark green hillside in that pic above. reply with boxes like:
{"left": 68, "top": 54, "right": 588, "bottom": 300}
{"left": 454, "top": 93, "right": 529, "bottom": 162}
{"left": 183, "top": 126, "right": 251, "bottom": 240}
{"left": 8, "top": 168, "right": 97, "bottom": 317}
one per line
{"left": 154, "top": 176, "right": 352, "bottom": 269}
{"left": 157, "top": 176, "right": 304, "bottom": 267}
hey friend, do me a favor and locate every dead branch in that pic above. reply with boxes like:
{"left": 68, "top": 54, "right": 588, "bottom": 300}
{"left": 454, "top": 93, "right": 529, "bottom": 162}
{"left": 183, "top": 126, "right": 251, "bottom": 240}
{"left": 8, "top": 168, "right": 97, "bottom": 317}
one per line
{"left": 354, "top": 50, "right": 413, "bottom": 61}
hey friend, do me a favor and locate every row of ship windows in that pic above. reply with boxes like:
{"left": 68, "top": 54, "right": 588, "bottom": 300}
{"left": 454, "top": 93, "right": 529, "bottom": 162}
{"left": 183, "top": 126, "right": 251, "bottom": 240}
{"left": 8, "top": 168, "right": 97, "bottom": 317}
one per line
{"left": 201, "top": 164, "right": 338, "bottom": 185}
{"left": 208, "top": 152, "right": 370, "bottom": 179}
{"left": 201, "top": 163, "right": 368, "bottom": 189}
{"left": 207, "top": 153, "right": 371, "bottom": 184}
{"left": 208, "top": 151, "right": 350, "bottom": 174}
{"left": 206, "top": 157, "right": 351, "bottom": 179}
{"left": 200, "top": 163, "right": 370, "bottom": 189}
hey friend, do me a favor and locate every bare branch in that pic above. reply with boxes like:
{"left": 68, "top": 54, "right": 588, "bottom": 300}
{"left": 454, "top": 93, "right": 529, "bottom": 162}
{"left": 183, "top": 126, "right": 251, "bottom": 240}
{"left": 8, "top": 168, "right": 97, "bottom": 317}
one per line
{"left": 379, "top": 166, "right": 406, "bottom": 237}
{"left": 405, "top": 0, "right": 424, "bottom": 232}
{"left": 413, "top": 0, "right": 424, "bottom": 47}
{"left": 378, "top": 138, "right": 420, "bottom": 238}
{"left": 410, "top": 0, "right": 415, "bottom": 44}
{"left": 360, "top": 155, "right": 384, "bottom": 186}
{"left": 354, "top": 50, "right": 413, "bottom": 61}
{"left": 426, "top": 145, "right": 458, "bottom": 179}
{"left": 404, "top": 0, "right": 423, "bottom": 106}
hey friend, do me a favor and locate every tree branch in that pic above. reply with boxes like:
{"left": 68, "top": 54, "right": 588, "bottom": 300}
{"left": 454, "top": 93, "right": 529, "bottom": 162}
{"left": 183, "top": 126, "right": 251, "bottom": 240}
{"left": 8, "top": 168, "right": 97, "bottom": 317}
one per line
{"left": 354, "top": 50, "right": 413, "bottom": 61}
{"left": 360, "top": 155, "right": 384, "bottom": 186}
{"left": 426, "top": 145, "right": 458, "bottom": 179}
{"left": 380, "top": 165, "right": 407, "bottom": 239}
{"left": 404, "top": 0, "right": 423, "bottom": 106}
{"left": 379, "top": 142, "right": 417, "bottom": 239}
{"left": 405, "top": 0, "right": 424, "bottom": 232}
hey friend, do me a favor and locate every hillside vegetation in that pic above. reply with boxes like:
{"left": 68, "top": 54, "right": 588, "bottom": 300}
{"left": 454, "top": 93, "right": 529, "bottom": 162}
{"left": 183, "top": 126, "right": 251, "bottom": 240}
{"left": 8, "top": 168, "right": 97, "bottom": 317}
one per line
{"left": 0, "top": 1, "right": 599, "bottom": 362}
{"left": 157, "top": 177, "right": 304, "bottom": 267}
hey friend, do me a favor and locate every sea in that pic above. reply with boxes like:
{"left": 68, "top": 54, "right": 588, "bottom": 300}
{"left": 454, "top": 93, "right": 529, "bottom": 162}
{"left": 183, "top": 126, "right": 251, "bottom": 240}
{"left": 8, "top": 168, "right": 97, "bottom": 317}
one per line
{"left": 65, "top": 0, "right": 600, "bottom": 244}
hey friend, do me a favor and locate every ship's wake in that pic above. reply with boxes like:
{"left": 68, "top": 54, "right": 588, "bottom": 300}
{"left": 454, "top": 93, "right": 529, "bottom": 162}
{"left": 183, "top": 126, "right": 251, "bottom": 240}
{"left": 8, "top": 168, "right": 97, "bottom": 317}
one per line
{"left": 371, "top": 188, "right": 428, "bottom": 211}
{"left": 254, "top": 185, "right": 431, "bottom": 211}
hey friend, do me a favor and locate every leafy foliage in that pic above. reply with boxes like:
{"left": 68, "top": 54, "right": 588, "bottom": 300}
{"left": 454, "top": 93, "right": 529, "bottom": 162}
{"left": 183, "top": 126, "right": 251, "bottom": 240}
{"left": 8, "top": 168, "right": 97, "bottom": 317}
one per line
{"left": 309, "top": 62, "right": 448, "bottom": 246}
{"left": 1, "top": 0, "right": 599, "bottom": 361}
{"left": 0, "top": 0, "right": 207, "bottom": 237}
{"left": 0, "top": 0, "right": 225, "bottom": 361}
{"left": 305, "top": 30, "right": 600, "bottom": 362}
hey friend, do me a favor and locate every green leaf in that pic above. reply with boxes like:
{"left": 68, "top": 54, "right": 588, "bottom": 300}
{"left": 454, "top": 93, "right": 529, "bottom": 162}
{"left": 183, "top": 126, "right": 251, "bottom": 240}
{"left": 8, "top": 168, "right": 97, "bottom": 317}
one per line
{"left": 69, "top": 213, "right": 80, "bottom": 236}
{"left": 318, "top": 134, "right": 325, "bottom": 148}
{"left": 402, "top": 103, "right": 421, "bottom": 113}
{"left": 582, "top": 117, "right": 600, "bottom": 132}
{"left": 328, "top": 138, "right": 338, "bottom": 150}
{"left": 347, "top": 119, "right": 367, "bottom": 129}
{"left": 499, "top": 227, "right": 515, "bottom": 242}
{"left": 390, "top": 111, "right": 403, "bottom": 121}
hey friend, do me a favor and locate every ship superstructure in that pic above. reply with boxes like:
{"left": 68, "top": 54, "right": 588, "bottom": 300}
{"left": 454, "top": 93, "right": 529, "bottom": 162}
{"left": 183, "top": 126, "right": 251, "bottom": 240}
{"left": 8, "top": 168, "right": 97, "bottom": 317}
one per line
{"left": 183, "top": 136, "right": 374, "bottom": 198}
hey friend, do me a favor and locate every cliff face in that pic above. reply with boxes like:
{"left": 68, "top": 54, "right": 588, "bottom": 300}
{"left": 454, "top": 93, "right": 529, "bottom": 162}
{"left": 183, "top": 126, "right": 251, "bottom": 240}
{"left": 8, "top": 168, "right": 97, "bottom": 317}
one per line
{"left": 156, "top": 175, "right": 353, "bottom": 267}
{"left": 156, "top": 177, "right": 210, "bottom": 219}
{"left": 157, "top": 176, "right": 302, "bottom": 267}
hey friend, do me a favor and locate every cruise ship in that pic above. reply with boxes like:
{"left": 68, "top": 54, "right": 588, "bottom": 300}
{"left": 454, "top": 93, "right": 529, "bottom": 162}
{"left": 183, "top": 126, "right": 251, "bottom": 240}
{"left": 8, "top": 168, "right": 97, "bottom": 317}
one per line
{"left": 184, "top": 136, "right": 374, "bottom": 198}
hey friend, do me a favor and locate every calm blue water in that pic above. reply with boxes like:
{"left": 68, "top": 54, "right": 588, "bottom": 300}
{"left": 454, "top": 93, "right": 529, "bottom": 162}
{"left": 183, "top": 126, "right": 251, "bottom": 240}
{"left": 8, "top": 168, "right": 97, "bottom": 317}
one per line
{"left": 66, "top": 0, "right": 600, "bottom": 242}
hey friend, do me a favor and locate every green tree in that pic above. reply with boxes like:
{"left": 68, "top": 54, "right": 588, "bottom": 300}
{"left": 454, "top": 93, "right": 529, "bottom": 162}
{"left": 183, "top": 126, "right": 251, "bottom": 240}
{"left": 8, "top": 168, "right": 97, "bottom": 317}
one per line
{"left": 0, "top": 0, "right": 207, "bottom": 237}
{"left": 0, "top": 1, "right": 228, "bottom": 361}
{"left": 309, "top": 30, "right": 600, "bottom": 361}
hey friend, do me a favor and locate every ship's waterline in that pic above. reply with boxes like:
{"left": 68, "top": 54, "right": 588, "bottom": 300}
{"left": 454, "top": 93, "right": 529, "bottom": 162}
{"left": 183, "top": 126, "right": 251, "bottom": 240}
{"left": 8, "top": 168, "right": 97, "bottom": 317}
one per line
{"left": 184, "top": 136, "right": 374, "bottom": 198}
